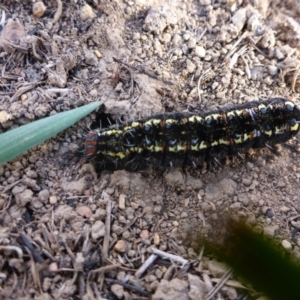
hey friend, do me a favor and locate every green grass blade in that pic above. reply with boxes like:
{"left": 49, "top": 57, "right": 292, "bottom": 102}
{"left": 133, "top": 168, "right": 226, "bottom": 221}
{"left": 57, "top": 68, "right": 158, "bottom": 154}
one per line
{"left": 0, "top": 102, "right": 102, "bottom": 164}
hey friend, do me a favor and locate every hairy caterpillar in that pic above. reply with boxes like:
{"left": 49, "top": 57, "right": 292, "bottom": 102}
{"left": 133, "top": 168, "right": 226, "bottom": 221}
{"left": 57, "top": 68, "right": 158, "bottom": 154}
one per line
{"left": 83, "top": 98, "right": 300, "bottom": 171}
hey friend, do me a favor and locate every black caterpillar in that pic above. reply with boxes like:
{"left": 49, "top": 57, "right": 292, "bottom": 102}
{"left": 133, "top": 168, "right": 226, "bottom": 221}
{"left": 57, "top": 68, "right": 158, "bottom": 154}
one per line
{"left": 83, "top": 98, "right": 300, "bottom": 171}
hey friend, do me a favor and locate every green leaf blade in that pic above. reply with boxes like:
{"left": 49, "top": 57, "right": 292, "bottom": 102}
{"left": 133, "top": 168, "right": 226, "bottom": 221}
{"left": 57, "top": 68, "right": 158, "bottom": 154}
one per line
{"left": 0, "top": 101, "right": 101, "bottom": 164}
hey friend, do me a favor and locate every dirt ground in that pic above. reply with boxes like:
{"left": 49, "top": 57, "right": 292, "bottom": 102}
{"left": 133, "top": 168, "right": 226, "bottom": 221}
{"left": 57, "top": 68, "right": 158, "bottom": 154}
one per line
{"left": 1, "top": 0, "right": 300, "bottom": 299}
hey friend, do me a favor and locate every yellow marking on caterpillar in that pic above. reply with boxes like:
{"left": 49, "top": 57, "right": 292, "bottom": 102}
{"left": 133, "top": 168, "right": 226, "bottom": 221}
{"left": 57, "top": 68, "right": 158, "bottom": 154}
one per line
{"left": 199, "top": 141, "right": 207, "bottom": 149}
{"left": 291, "top": 123, "right": 299, "bottom": 131}
{"left": 263, "top": 130, "right": 272, "bottom": 137}
{"left": 205, "top": 114, "right": 221, "bottom": 122}
{"left": 258, "top": 104, "right": 267, "bottom": 111}
{"left": 188, "top": 116, "right": 203, "bottom": 123}
{"left": 166, "top": 119, "right": 177, "bottom": 124}
{"left": 234, "top": 133, "right": 251, "bottom": 144}
{"left": 168, "top": 144, "right": 185, "bottom": 152}
{"left": 124, "top": 122, "right": 141, "bottom": 131}
{"left": 227, "top": 111, "right": 236, "bottom": 118}
{"left": 285, "top": 101, "right": 295, "bottom": 108}
{"left": 211, "top": 139, "right": 229, "bottom": 147}
{"left": 234, "top": 110, "right": 244, "bottom": 116}
{"left": 102, "top": 151, "right": 126, "bottom": 159}
{"left": 102, "top": 129, "right": 123, "bottom": 136}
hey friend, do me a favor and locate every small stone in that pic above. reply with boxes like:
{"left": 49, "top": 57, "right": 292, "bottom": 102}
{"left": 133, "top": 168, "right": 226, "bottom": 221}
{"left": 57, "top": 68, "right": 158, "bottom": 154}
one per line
{"left": 172, "top": 34, "right": 182, "bottom": 45}
{"left": 15, "top": 189, "right": 33, "bottom": 207}
{"left": 0, "top": 111, "right": 12, "bottom": 123}
{"left": 162, "top": 33, "right": 171, "bottom": 43}
{"left": 231, "top": 8, "right": 247, "bottom": 33}
{"left": 268, "top": 65, "right": 278, "bottom": 76}
{"left": 282, "top": 239, "right": 292, "bottom": 250}
{"left": 48, "top": 262, "right": 58, "bottom": 273}
{"left": 280, "top": 206, "right": 291, "bottom": 213}
{"left": 49, "top": 195, "right": 57, "bottom": 204}
{"left": 154, "top": 232, "right": 160, "bottom": 245}
{"left": 21, "top": 94, "right": 27, "bottom": 101}
{"left": 140, "top": 229, "right": 149, "bottom": 239}
{"left": 12, "top": 185, "right": 27, "bottom": 195}
{"left": 119, "top": 194, "right": 126, "bottom": 210}
{"left": 199, "top": 0, "right": 211, "bottom": 4}
{"left": 80, "top": 3, "right": 95, "bottom": 21}
{"left": 94, "top": 49, "right": 102, "bottom": 58}
{"left": 242, "top": 178, "right": 252, "bottom": 186}
{"left": 111, "top": 284, "right": 124, "bottom": 299}
{"left": 38, "top": 189, "right": 49, "bottom": 203}
{"left": 91, "top": 220, "right": 106, "bottom": 240}
{"left": 188, "top": 37, "right": 196, "bottom": 49}
{"left": 89, "top": 89, "right": 97, "bottom": 97}
{"left": 186, "top": 59, "right": 196, "bottom": 73}
{"left": 194, "top": 46, "right": 206, "bottom": 58}
{"left": 77, "top": 206, "right": 92, "bottom": 218}
{"left": 84, "top": 51, "right": 98, "bottom": 65}
{"left": 114, "top": 240, "right": 127, "bottom": 253}
{"left": 173, "top": 220, "right": 179, "bottom": 227}
{"left": 263, "top": 225, "right": 278, "bottom": 237}
{"left": 32, "top": 2, "right": 46, "bottom": 18}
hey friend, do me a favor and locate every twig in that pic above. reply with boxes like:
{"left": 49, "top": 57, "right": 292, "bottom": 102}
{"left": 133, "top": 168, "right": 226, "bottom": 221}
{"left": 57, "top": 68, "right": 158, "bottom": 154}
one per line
{"left": 205, "top": 269, "right": 233, "bottom": 300}
{"left": 11, "top": 83, "right": 39, "bottom": 102}
{"left": 135, "top": 253, "right": 158, "bottom": 278}
{"left": 105, "top": 278, "right": 149, "bottom": 297}
{"left": 87, "top": 264, "right": 120, "bottom": 282}
{"left": 114, "top": 216, "right": 138, "bottom": 235}
{"left": 102, "top": 200, "right": 112, "bottom": 259}
{"left": 0, "top": 245, "right": 23, "bottom": 258}
{"left": 53, "top": 0, "right": 63, "bottom": 24}
{"left": 152, "top": 248, "right": 189, "bottom": 266}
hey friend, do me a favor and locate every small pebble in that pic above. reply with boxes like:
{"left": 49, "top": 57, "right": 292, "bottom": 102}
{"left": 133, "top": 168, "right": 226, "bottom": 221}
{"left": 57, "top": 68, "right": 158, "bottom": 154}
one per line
{"left": 49, "top": 195, "right": 57, "bottom": 204}
{"left": 38, "top": 189, "right": 49, "bottom": 203}
{"left": 114, "top": 240, "right": 127, "bottom": 253}
{"left": 194, "top": 46, "right": 206, "bottom": 58}
{"left": 154, "top": 232, "right": 160, "bottom": 245}
{"left": 111, "top": 284, "right": 124, "bottom": 299}
{"left": 94, "top": 49, "right": 102, "bottom": 58}
{"left": 119, "top": 194, "right": 126, "bottom": 210}
{"left": 77, "top": 206, "right": 92, "bottom": 218}
{"left": 32, "top": 1, "right": 46, "bottom": 18}
{"left": 140, "top": 229, "right": 149, "bottom": 239}
{"left": 89, "top": 89, "right": 97, "bottom": 97}
{"left": 0, "top": 111, "right": 11, "bottom": 123}
{"left": 173, "top": 221, "right": 179, "bottom": 227}
{"left": 91, "top": 220, "right": 106, "bottom": 240}
{"left": 282, "top": 240, "right": 292, "bottom": 250}
{"left": 263, "top": 225, "right": 278, "bottom": 237}
{"left": 80, "top": 3, "right": 95, "bottom": 21}
{"left": 242, "top": 178, "right": 252, "bottom": 186}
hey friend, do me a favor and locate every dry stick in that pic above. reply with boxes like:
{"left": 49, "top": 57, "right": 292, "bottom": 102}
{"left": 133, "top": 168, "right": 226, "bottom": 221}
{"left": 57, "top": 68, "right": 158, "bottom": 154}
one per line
{"left": 102, "top": 199, "right": 112, "bottom": 259}
{"left": 87, "top": 264, "right": 120, "bottom": 282}
{"left": 114, "top": 216, "right": 138, "bottom": 235}
{"left": 152, "top": 248, "right": 189, "bottom": 266}
{"left": 53, "top": 0, "right": 63, "bottom": 24}
{"left": 11, "top": 83, "right": 39, "bottom": 102}
{"left": 205, "top": 269, "right": 233, "bottom": 300}
{"left": 135, "top": 253, "right": 158, "bottom": 278}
